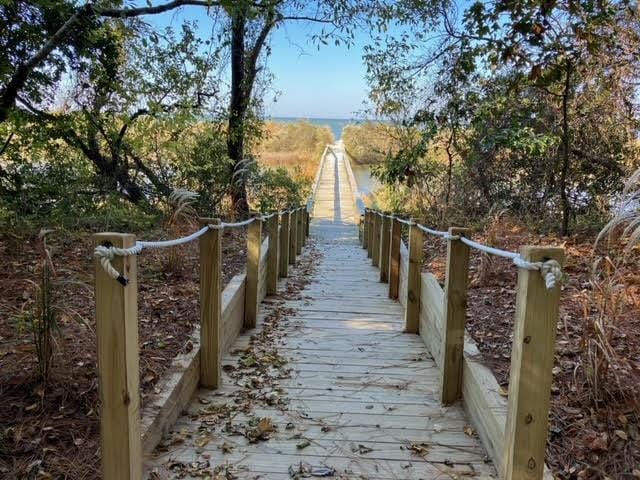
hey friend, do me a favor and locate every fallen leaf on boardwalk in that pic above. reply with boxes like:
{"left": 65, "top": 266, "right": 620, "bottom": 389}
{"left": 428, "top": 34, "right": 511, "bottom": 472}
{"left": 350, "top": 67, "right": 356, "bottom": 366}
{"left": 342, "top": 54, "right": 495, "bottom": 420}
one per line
{"left": 220, "top": 441, "right": 234, "bottom": 454}
{"left": 194, "top": 435, "right": 210, "bottom": 448}
{"left": 632, "top": 469, "right": 640, "bottom": 479}
{"left": 408, "top": 442, "right": 429, "bottom": 456}
{"left": 296, "top": 439, "right": 311, "bottom": 449}
{"left": 352, "top": 444, "right": 373, "bottom": 454}
{"left": 288, "top": 462, "right": 336, "bottom": 478}
{"left": 499, "top": 386, "right": 508, "bottom": 397}
{"left": 463, "top": 426, "right": 476, "bottom": 437}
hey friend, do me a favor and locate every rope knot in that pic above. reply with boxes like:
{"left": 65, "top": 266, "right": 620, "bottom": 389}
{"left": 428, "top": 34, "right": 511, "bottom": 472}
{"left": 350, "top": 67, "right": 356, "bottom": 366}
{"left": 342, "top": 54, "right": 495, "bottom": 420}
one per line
{"left": 512, "top": 257, "right": 563, "bottom": 290}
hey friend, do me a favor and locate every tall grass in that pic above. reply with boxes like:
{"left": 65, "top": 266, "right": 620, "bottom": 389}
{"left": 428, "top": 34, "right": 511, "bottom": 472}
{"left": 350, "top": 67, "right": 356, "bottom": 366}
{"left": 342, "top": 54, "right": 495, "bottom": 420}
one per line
{"left": 256, "top": 121, "right": 334, "bottom": 180}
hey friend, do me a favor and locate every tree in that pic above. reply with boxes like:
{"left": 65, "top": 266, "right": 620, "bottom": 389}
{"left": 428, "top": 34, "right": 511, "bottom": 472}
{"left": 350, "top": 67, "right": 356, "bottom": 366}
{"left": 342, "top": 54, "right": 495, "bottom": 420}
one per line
{"left": 363, "top": 0, "right": 640, "bottom": 233}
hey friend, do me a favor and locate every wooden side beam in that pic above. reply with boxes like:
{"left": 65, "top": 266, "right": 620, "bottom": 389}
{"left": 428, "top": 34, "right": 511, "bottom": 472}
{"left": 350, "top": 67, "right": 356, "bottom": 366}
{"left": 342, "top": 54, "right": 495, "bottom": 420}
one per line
{"left": 93, "top": 232, "right": 142, "bottom": 480}
{"left": 503, "top": 246, "right": 564, "bottom": 480}
{"left": 439, "top": 227, "right": 471, "bottom": 404}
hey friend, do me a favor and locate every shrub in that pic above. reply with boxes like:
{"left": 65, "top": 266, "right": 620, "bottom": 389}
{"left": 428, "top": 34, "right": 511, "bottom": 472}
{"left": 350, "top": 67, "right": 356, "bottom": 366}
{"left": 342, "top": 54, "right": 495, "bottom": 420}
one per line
{"left": 247, "top": 167, "right": 311, "bottom": 213}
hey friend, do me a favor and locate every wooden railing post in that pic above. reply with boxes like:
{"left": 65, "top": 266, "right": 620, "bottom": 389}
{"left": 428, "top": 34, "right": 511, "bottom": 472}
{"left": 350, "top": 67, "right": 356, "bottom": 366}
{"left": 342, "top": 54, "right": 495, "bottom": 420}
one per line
{"left": 379, "top": 213, "right": 391, "bottom": 283}
{"left": 289, "top": 208, "right": 298, "bottom": 265}
{"left": 439, "top": 227, "right": 471, "bottom": 404}
{"left": 279, "top": 211, "right": 290, "bottom": 277}
{"left": 266, "top": 214, "right": 279, "bottom": 295}
{"left": 388, "top": 216, "right": 401, "bottom": 299}
{"left": 244, "top": 217, "right": 262, "bottom": 328}
{"left": 371, "top": 211, "right": 381, "bottom": 267}
{"left": 304, "top": 209, "right": 310, "bottom": 238}
{"left": 361, "top": 212, "right": 368, "bottom": 248}
{"left": 503, "top": 246, "right": 564, "bottom": 480}
{"left": 199, "top": 218, "right": 222, "bottom": 389}
{"left": 93, "top": 233, "right": 142, "bottom": 480}
{"left": 297, "top": 207, "right": 304, "bottom": 254}
{"left": 404, "top": 220, "right": 423, "bottom": 334}
{"left": 367, "top": 211, "right": 374, "bottom": 258}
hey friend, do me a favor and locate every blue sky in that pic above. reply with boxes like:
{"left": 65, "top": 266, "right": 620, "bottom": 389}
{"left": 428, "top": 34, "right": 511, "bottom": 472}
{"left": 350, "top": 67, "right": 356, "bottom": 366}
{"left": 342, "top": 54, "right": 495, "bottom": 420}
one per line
{"left": 266, "top": 22, "right": 370, "bottom": 119}
{"left": 145, "top": 7, "right": 371, "bottom": 119}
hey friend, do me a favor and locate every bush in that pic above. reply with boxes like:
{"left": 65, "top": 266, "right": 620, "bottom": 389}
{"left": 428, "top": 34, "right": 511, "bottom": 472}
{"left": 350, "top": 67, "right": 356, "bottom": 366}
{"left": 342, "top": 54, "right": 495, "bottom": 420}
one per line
{"left": 247, "top": 167, "right": 311, "bottom": 213}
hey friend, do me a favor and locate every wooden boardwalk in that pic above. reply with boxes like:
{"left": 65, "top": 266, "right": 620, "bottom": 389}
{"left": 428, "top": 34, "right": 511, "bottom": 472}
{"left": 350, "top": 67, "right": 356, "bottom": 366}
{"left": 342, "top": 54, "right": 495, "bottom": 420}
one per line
{"left": 146, "top": 143, "right": 496, "bottom": 479}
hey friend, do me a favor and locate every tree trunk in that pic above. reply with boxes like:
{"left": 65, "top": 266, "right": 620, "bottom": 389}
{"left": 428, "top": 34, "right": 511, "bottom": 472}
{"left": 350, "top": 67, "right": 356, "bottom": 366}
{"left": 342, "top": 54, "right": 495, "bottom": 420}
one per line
{"left": 559, "top": 63, "right": 572, "bottom": 236}
{"left": 227, "top": 10, "right": 250, "bottom": 216}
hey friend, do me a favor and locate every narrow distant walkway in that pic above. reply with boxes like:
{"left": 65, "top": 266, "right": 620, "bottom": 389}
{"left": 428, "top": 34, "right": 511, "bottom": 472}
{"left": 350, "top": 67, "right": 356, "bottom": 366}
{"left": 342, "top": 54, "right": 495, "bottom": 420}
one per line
{"left": 147, "top": 143, "right": 496, "bottom": 479}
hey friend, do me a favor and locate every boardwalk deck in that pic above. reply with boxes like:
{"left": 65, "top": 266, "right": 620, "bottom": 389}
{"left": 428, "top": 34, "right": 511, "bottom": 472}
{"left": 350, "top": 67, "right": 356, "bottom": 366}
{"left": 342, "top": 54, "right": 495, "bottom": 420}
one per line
{"left": 146, "top": 143, "right": 497, "bottom": 479}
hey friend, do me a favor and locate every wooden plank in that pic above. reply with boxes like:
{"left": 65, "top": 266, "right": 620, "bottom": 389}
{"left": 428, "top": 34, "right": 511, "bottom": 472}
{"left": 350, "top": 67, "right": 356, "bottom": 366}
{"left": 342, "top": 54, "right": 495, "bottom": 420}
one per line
{"left": 222, "top": 273, "right": 245, "bottom": 353}
{"left": 140, "top": 333, "right": 199, "bottom": 456}
{"left": 404, "top": 221, "right": 423, "bottom": 334}
{"left": 419, "top": 272, "right": 444, "bottom": 363}
{"left": 440, "top": 227, "right": 471, "bottom": 404}
{"left": 93, "top": 233, "right": 141, "bottom": 480}
{"left": 266, "top": 214, "right": 279, "bottom": 295}
{"left": 503, "top": 246, "right": 564, "bottom": 480}
{"left": 198, "top": 218, "right": 222, "bottom": 388}
{"left": 279, "top": 211, "right": 290, "bottom": 277}
{"left": 379, "top": 214, "right": 391, "bottom": 283}
{"left": 244, "top": 218, "right": 262, "bottom": 328}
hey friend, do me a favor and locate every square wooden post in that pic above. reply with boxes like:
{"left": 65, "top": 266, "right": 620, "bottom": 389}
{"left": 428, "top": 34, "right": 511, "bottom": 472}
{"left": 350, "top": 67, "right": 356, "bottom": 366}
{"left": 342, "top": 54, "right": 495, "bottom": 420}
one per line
{"left": 289, "top": 208, "right": 298, "bottom": 265}
{"left": 367, "top": 211, "right": 374, "bottom": 258}
{"left": 296, "top": 208, "right": 304, "bottom": 255}
{"left": 379, "top": 214, "right": 391, "bottom": 283}
{"left": 439, "top": 227, "right": 471, "bottom": 404}
{"left": 362, "top": 209, "right": 369, "bottom": 249}
{"left": 360, "top": 214, "right": 366, "bottom": 246}
{"left": 404, "top": 220, "right": 423, "bottom": 334}
{"left": 244, "top": 217, "right": 262, "bottom": 329}
{"left": 372, "top": 212, "right": 381, "bottom": 267}
{"left": 279, "top": 211, "right": 290, "bottom": 277}
{"left": 388, "top": 216, "right": 401, "bottom": 299}
{"left": 198, "top": 218, "right": 222, "bottom": 389}
{"left": 304, "top": 209, "right": 310, "bottom": 238}
{"left": 503, "top": 246, "right": 564, "bottom": 480}
{"left": 93, "top": 233, "right": 142, "bottom": 480}
{"left": 266, "top": 214, "right": 279, "bottom": 295}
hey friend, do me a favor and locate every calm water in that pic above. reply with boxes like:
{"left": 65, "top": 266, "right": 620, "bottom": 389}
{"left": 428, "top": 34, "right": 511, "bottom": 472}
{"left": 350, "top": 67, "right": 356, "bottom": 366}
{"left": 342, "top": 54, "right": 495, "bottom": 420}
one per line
{"left": 352, "top": 164, "right": 380, "bottom": 197}
{"left": 270, "top": 117, "right": 354, "bottom": 140}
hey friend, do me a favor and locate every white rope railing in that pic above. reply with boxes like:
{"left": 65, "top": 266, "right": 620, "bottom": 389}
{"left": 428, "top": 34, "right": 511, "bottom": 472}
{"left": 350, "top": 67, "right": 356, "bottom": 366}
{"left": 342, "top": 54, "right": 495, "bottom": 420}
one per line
{"left": 95, "top": 207, "right": 305, "bottom": 285}
{"left": 367, "top": 209, "right": 563, "bottom": 290}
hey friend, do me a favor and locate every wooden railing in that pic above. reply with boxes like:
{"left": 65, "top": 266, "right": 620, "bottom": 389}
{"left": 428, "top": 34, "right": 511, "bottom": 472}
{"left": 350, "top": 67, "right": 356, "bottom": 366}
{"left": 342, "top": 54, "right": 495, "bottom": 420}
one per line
{"left": 342, "top": 150, "right": 365, "bottom": 216}
{"left": 361, "top": 209, "right": 563, "bottom": 480}
{"left": 92, "top": 206, "right": 310, "bottom": 480}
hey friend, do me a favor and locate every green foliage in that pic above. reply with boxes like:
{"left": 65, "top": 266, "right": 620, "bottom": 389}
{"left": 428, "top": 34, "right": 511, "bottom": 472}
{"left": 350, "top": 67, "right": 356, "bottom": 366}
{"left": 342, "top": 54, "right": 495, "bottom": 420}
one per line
{"left": 363, "top": 0, "right": 640, "bottom": 233}
{"left": 247, "top": 167, "right": 311, "bottom": 213}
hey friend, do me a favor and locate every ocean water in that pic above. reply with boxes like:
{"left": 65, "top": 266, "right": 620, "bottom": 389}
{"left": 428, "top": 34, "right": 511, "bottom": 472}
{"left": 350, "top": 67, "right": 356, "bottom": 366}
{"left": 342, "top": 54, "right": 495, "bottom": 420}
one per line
{"left": 270, "top": 117, "right": 355, "bottom": 141}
